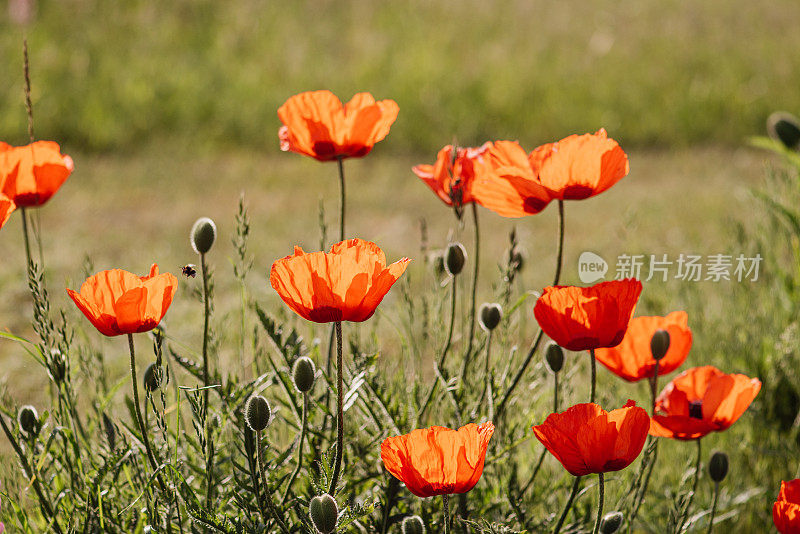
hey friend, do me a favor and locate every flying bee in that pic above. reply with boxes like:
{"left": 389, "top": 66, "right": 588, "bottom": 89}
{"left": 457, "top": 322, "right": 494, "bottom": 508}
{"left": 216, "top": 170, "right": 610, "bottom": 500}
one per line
{"left": 181, "top": 264, "right": 197, "bottom": 278}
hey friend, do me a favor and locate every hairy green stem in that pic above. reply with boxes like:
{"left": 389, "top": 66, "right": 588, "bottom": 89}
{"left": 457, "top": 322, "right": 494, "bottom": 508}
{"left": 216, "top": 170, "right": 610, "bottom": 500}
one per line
{"left": 443, "top": 494, "right": 451, "bottom": 534}
{"left": 520, "top": 370, "right": 559, "bottom": 496}
{"left": 417, "top": 278, "right": 457, "bottom": 421}
{"left": 283, "top": 393, "right": 308, "bottom": 501}
{"left": 592, "top": 473, "right": 605, "bottom": 534}
{"left": 589, "top": 348, "right": 597, "bottom": 403}
{"left": 257, "top": 429, "right": 290, "bottom": 534}
{"left": 337, "top": 156, "right": 346, "bottom": 241}
{"left": 679, "top": 439, "right": 703, "bottom": 532}
{"left": 553, "top": 476, "right": 582, "bottom": 534}
{"left": 329, "top": 321, "right": 344, "bottom": 494}
{"left": 199, "top": 253, "right": 215, "bottom": 510}
{"left": 464, "top": 202, "right": 480, "bottom": 362}
{"left": 706, "top": 482, "right": 719, "bottom": 534}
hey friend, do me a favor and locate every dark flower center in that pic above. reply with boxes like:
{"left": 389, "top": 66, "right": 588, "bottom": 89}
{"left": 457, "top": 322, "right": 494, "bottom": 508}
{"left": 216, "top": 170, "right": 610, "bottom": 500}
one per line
{"left": 688, "top": 400, "right": 703, "bottom": 419}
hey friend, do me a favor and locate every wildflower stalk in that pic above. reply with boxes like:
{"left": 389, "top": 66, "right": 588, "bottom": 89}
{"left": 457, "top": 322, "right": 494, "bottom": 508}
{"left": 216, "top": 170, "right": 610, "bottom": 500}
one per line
{"left": 337, "top": 156, "right": 346, "bottom": 241}
{"left": 199, "top": 252, "right": 216, "bottom": 509}
{"left": 520, "top": 369, "right": 559, "bottom": 496}
{"left": 464, "top": 202, "right": 480, "bottom": 362}
{"left": 443, "top": 494, "right": 451, "bottom": 534}
{"left": 329, "top": 321, "right": 344, "bottom": 494}
{"left": 678, "top": 438, "right": 703, "bottom": 532}
{"left": 592, "top": 473, "right": 605, "bottom": 534}
{"left": 590, "top": 348, "right": 597, "bottom": 403}
{"left": 20, "top": 207, "right": 33, "bottom": 271}
{"left": 706, "top": 481, "right": 720, "bottom": 534}
{"left": 484, "top": 329, "right": 494, "bottom": 419}
{"left": 553, "top": 476, "right": 582, "bottom": 534}
{"left": 256, "top": 429, "right": 291, "bottom": 534}
{"left": 282, "top": 393, "right": 308, "bottom": 501}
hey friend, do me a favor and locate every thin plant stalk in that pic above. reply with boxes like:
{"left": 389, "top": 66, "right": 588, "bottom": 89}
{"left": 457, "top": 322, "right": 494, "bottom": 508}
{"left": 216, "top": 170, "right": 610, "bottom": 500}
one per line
{"left": 592, "top": 473, "right": 605, "bottom": 534}
{"left": 589, "top": 348, "right": 597, "bottom": 403}
{"left": 484, "top": 329, "right": 494, "bottom": 419}
{"left": 443, "top": 494, "right": 451, "bottom": 534}
{"left": 464, "top": 202, "right": 480, "bottom": 361}
{"left": 329, "top": 321, "right": 344, "bottom": 494}
{"left": 553, "top": 476, "right": 582, "bottom": 534}
{"left": 679, "top": 438, "right": 703, "bottom": 532}
{"left": 199, "top": 252, "right": 215, "bottom": 509}
{"left": 282, "top": 393, "right": 308, "bottom": 501}
{"left": 337, "top": 156, "right": 346, "bottom": 241}
{"left": 417, "top": 277, "right": 457, "bottom": 420}
{"left": 706, "top": 481, "right": 720, "bottom": 534}
{"left": 520, "top": 370, "right": 560, "bottom": 496}
{"left": 256, "top": 429, "right": 290, "bottom": 534}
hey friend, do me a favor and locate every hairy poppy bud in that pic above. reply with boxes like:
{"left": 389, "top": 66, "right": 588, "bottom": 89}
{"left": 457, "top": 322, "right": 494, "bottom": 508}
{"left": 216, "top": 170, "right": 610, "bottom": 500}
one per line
{"left": 479, "top": 303, "right": 503, "bottom": 331}
{"left": 650, "top": 329, "right": 670, "bottom": 361}
{"left": 49, "top": 349, "right": 67, "bottom": 383}
{"left": 445, "top": 242, "right": 467, "bottom": 276}
{"left": 190, "top": 217, "right": 217, "bottom": 255}
{"left": 292, "top": 356, "right": 316, "bottom": 393}
{"left": 143, "top": 362, "right": 166, "bottom": 392}
{"left": 768, "top": 111, "right": 800, "bottom": 150}
{"left": 17, "top": 405, "right": 39, "bottom": 436}
{"left": 309, "top": 493, "right": 338, "bottom": 534}
{"left": 545, "top": 343, "right": 564, "bottom": 374}
{"left": 244, "top": 395, "right": 271, "bottom": 432}
{"left": 708, "top": 451, "right": 729, "bottom": 483}
{"left": 600, "top": 511, "right": 623, "bottom": 534}
{"left": 401, "top": 515, "right": 426, "bottom": 534}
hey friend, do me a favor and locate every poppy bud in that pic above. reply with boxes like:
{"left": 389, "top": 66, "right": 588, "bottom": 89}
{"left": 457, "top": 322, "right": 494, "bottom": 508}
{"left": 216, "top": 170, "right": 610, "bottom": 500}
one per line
{"left": 445, "top": 242, "right": 467, "bottom": 276}
{"left": 650, "top": 329, "right": 670, "bottom": 361}
{"left": 17, "top": 405, "right": 39, "bottom": 436}
{"left": 479, "top": 303, "right": 503, "bottom": 331}
{"left": 143, "top": 362, "right": 166, "bottom": 392}
{"left": 244, "top": 395, "right": 271, "bottom": 432}
{"left": 600, "top": 511, "right": 623, "bottom": 534}
{"left": 545, "top": 342, "right": 564, "bottom": 374}
{"left": 768, "top": 111, "right": 800, "bottom": 150}
{"left": 190, "top": 217, "right": 217, "bottom": 255}
{"left": 309, "top": 493, "right": 338, "bottom": 534}
{"left": 292, "top": 356, "right": 316, "bottom": 393}
{"left": 48, "top": 348, "right": 67, "bottom": 383}
{"left": 401, "top": 515, "right": 426, "bottom": 534}
{"left": 708, "top": 451, "right": 729, "bottom": 483}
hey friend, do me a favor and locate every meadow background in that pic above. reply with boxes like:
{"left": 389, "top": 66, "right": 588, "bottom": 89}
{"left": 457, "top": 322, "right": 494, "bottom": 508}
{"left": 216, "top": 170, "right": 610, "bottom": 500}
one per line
{"left": 2, "top": 0, "right": 800, "bottom": 531}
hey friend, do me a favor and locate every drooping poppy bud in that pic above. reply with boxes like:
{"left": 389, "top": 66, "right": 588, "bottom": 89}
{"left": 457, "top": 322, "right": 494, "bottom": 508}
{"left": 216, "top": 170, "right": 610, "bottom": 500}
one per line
{"left": 292, "top": 356, "right": 316, "bottom": 393}
{"left": 445, "top": 242, "right": 467, "bottom": 276}
{"left": 479, "top": 303, "right": 503, "bottom": 331}
{"left": 191, "top": 217, "right": 217, "bottom": 254}
{"left": 401, "top": 515, "right": 426, "bottom": 534}
{"left": 309, "top": 493, "right": 339, "bottom": 534}
{"left": 768, "top": 112, "right": 800, "bottom": 151}
{"left": 545, "top": 343, "right": 564, "bottom": 374}
{"left": 244, "top": 395, "right": 271, "bottom": 432}
{"left": 600, "top": 511, "right": 624, "bottom": 534}
{"left": 708, "top": 451, "right": 729, "bottom": 483}
{"left": 143, "top": 362, "right": 166, "bottom": 392}
{"left": 17, "top": 405, "right": 39, "bottom": 436}
{"left": 650, "top": 329, "right": 670, "bottom": 361}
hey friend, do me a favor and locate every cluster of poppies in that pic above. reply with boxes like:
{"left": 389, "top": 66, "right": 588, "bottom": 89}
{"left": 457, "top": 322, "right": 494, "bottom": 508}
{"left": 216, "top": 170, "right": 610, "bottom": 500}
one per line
{"left": 0, "top": 88, "right": 792, "bottom": 532}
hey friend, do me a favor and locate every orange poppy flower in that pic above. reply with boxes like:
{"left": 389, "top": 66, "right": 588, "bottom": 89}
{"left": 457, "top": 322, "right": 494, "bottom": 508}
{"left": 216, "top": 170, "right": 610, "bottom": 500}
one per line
{"left": 67, "top": 264, "right": 178, "bottom": 337}
{"left": 0, "top": 141, "right": 74, "bottom": 207}
{"left": 278, "top": 90, "right": 399, "bottom": 161}
{"left": 649, "top": 366, "right": 761, "bottom": 440}
{"left": 380, "top": 422, "right": 494, "bottom": 497}
{"left": 594, "top": 311, "right": 692, "bottom": 382}
{"left": 532, "top": 400, "right": 649, "bottom": 476}
{"left": 412, "top": 143, "right": 490, "bottom": 210}
{"left": 0, "top": 195, "right": 15, "bottom": 230}
{"left": 527, "top": 129, "right": 628, "bottom": 200}
{"left": 470, "top": 140, "right": 554, "bottom": 218}
{"left": 774, "top": 480, "right": 800, "bottom": 534}
{"left": 270, "top": 238, "right": 410, "bottom": 323}
{"left": 533, "top": 279, "right": 642, "bottom": 352}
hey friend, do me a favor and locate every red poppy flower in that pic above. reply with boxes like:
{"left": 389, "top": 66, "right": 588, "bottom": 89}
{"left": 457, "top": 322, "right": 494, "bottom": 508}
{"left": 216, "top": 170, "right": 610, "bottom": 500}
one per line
{"left": 470, "top": 140, "right": 554, "bottom": 218}
{"left": 774, "top": 479, "right": 800, "bottom": 534}
{"left": 381, "top": 422, "right": 494, "bottom": 497}
{"left": 0, "top": 195, "right": 14, "bottom": 230}
{"left": 0, "top": 141, "right": 74, "bottom": 207}
{"left": 594, "top": 311, "right": 692, "bottom": 382}
{"left": 649, "top": 366, "right": 761, "bottom": 440}
{"left": 278, "top": 90, "right": 399, "bottom": 161}
{"left": 67, "top": 264, "right": 178, "bottom": 337}
{"left": 532, "top": 400, "right": 649, "bottom": 476}
{"left": 412, "top": 143, "right": 490, "bottom": 209}
{"left": 270, "top": 238, "right": 410, "bottom": 323}
{"left": 528, "top": 129, "right": 628, "bottom": 200}
{"left": 533, "top": 279, "right": 642, "bottom": 352}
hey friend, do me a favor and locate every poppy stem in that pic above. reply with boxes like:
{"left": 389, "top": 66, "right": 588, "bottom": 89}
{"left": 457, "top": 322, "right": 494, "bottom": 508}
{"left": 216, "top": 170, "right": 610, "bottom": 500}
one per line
{"left": 706, "top": 481, "right": 719, "bottom": 534}
{"left": 484, "top": 329, "right": 494, "bottom": 419}
{"left": 589, "top": 348, "right": 597, "bottom": 403}
{"left": 337, "top": 156, "right": 346, "bottom": 241}
{"left": 519, "top": 369, "right": 560, "bottom": 496}
{"left": 553, "top": 476, "right": 582, "bottom": 534}
{"left": 329, "top": 321, "right": 344, "bottom": 494}
{"left": 127, "top": 334, "right": 167, "bottom": 492}
{"left": 23, "top": 39, "right": 34, "bottom": 143}
{"left": 282, "top": 392, "right": 308, "bottom": 502}
{"left": 592, "top": 473, "right": 605, "bottom": 534}
{"left": 20, "top": 206, "right": 33, "bottom": 271}
{"left": 464, "top": 201, "right": 480, "bottom": 362}
{"left": 257, "top": 429, "right": 291, "bottom": 534}
{"left": 418, "top": 277, "right": 457, "bottom": 422}
{"left": 650, "top": 361, "right": 660, "bottom": 415}
{"left": 553, "top": 200, "right": 565, "bottom": 285}
{"left": 443, "top": 494, "right": 451, "bottom": 534}
{"left": 679, "top": 438, "right": 703, "bottom": 532}
{"left": 554, "top": 368, "right": 559, "bottom": 412}
{"left": 200, "top": 252, "right": 215, "bottom": 509}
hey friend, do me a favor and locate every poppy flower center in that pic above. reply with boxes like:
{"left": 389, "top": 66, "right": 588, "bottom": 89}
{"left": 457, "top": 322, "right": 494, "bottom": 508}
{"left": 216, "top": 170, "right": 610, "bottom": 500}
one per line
{"left": 688, "top": 400, "right": 704, "bottom": 419}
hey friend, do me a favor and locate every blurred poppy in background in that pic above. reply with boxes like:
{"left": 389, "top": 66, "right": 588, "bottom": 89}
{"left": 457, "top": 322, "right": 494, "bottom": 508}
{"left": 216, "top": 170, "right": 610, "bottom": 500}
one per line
{"left": 413, "top": 143, "right": 489, "bottom": 213}
{"left": 0, "top": 141, "right": 73, "bottom": 207}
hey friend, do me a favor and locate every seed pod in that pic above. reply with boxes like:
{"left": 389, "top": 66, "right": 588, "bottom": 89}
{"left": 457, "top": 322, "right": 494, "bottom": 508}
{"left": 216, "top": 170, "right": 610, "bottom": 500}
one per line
{"left": 143, "top": 362, "right": 166, "bottom": 392}
{"left": 479, "top": 303, "right": 503, "bottom": 331}
{"left": 292, "top": 356, "right": 316, "bottom": 393}
{"left": 401, "top": 515, "right": 426, "bottom": 534}
{"left": 599, "top": 511, "right": 623, "bottom": 534}
{"left": 244, "top": 395, "right": 271, "bottom": 432}
{"left": 545, "top": 342, "right": 564, "bottom": 374}
{"left": 445, "top": 243, "right": 467, "bottom": 276}
{"left": 17, "top": 405, "right": 39, "bottom": 436}
{"left": 768, "top": 111, "right": 800, "bottom": 150}
{"left": 650, "top": 329, "right": 670, "bottom": 361}
{"left": 708, "top": 451, "right": 729, "bottom": 483}
{"left": 190, "top": 217, "right": 217, "bottom": 255}
{"left": 309, "top": 493, "right": 338, "bottom": 534}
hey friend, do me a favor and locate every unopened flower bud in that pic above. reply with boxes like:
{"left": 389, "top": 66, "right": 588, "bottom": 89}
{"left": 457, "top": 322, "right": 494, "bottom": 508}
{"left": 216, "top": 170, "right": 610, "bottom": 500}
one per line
{"left": 708, "top": 451, "right": 729, "bottom": 483}
{"left": 650, "top": 329, "right": 670, "bottom": 361}
{"left": 17, "top": 405, "right": 39, "bottom": 436}
{"left": 143, "top": 362, "right": 166, "bottom": 392}
{"left": 545, "top": 343, "right": 564, "bottom": 374}
{"left": 244, "top": 395, "right": 271, "bottom": 432}
{"left": 479, "top": 303, "right": 503, "bottom": 331}
{"left": 190, "top": 217, "right": 217, "bottom": 255}
{"left": 768, "top": 111, "right": 800, "bottom": 150}
{"left": 401, "top": 515, "right": 426, "bottom": 534}
{"left": 445, "top": 243, "right": 467, "bottom": 276}
{"left": 600, "top": 511, "right": 623, "bottom": 534}
{"left": 292, "top": 356, "right": 316, "bottom": 393}
{"left": 309, "top": 493, "right": 338, "bottom": 534}
{"left": 49, "top": 349, "right": 67, "bottom": 383}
